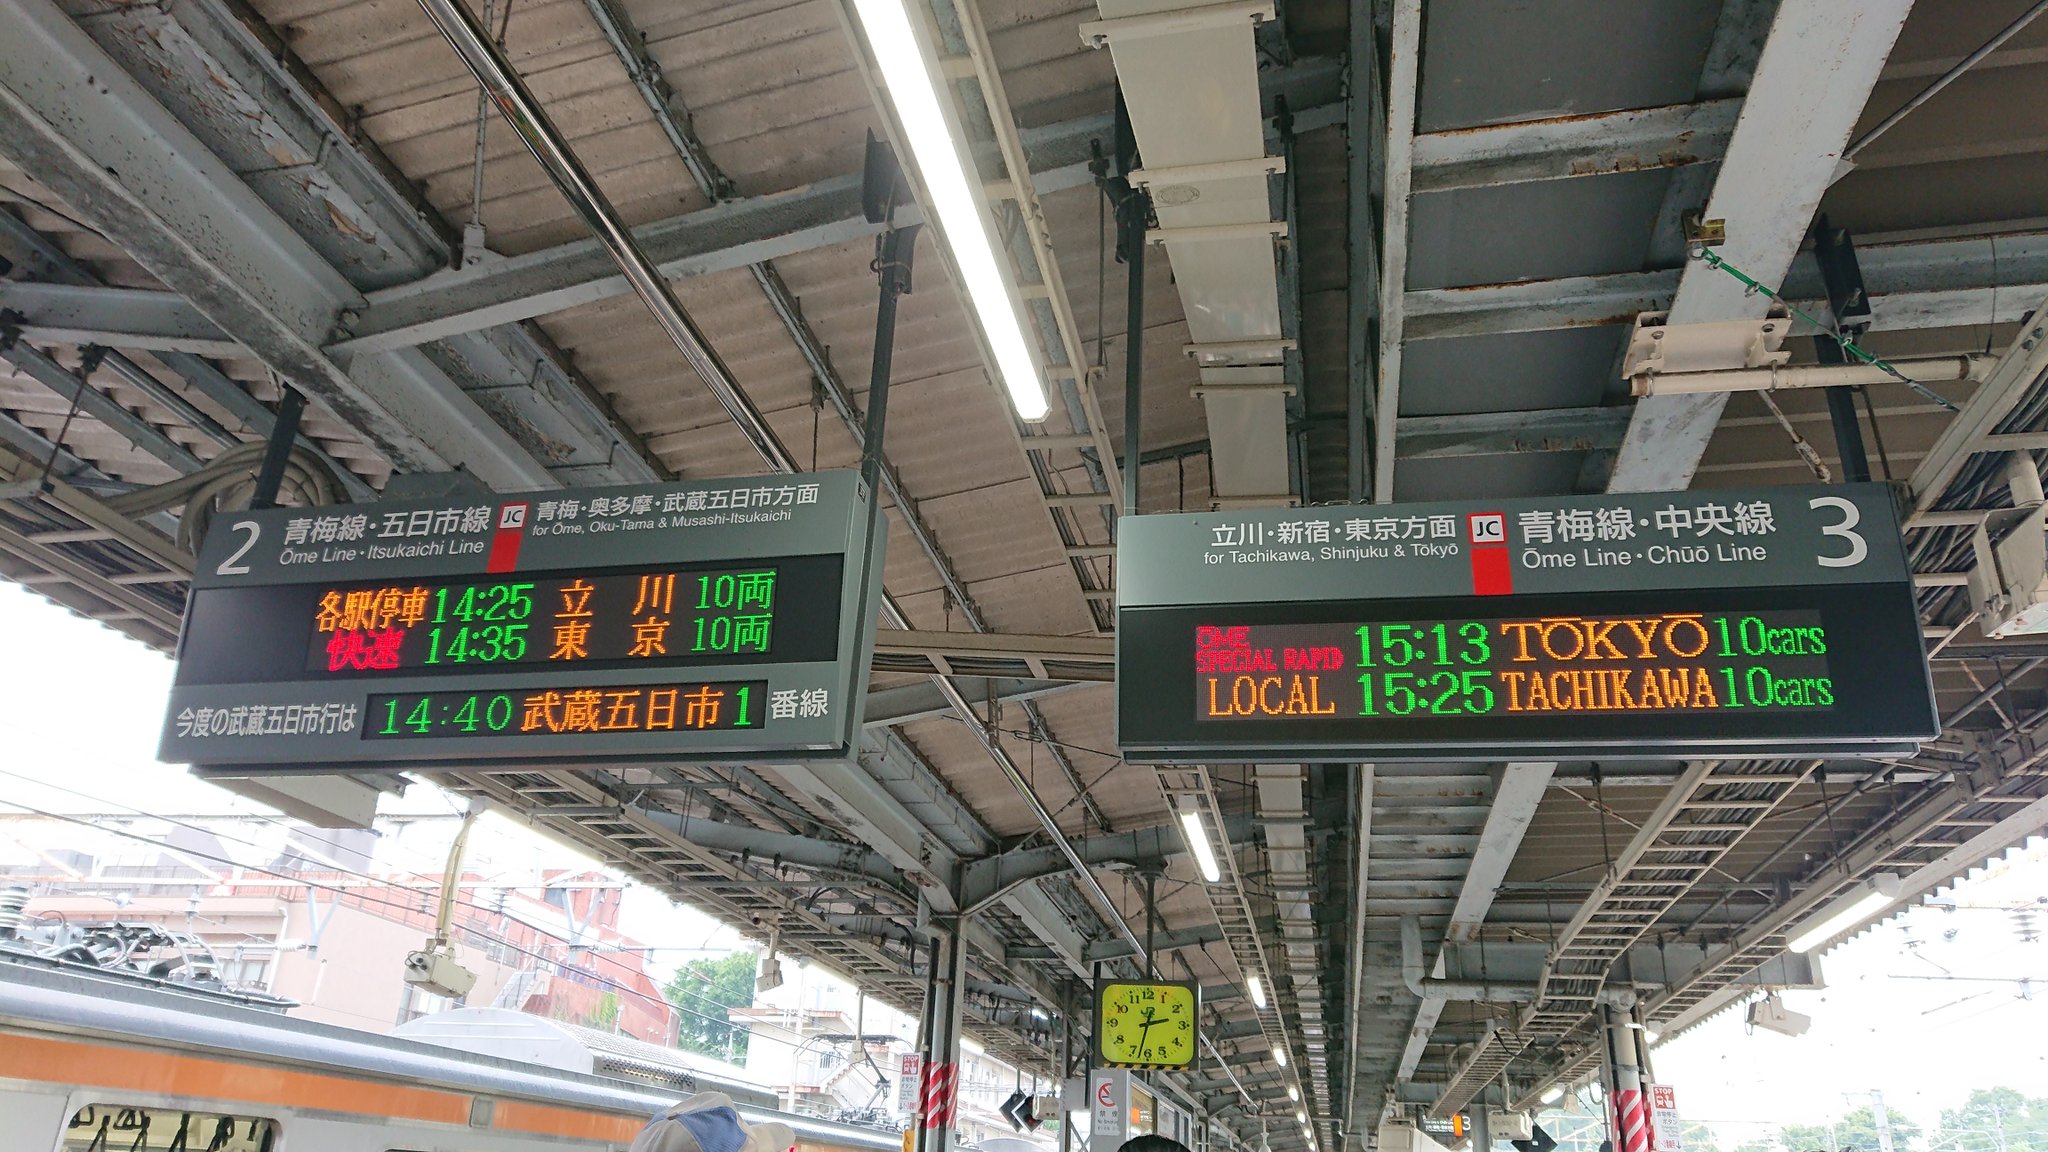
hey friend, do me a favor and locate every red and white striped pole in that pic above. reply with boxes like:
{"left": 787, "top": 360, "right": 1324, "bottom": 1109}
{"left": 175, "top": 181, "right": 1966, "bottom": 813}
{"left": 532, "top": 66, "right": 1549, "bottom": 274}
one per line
{"left": 921, "top": 1059, "right": 958, "bottom": 1131}
{"left": 1606, "top": 1003, "right": 1649, "bottom": 1152}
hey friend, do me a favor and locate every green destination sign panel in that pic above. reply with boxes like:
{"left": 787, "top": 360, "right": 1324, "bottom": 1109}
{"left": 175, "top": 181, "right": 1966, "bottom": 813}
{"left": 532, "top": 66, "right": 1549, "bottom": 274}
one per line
{"left": 1118, "top": 484, "right": 1936, "bottom": 761}
{"left": 162, "top": 472, "right": 882, "bottom": 770}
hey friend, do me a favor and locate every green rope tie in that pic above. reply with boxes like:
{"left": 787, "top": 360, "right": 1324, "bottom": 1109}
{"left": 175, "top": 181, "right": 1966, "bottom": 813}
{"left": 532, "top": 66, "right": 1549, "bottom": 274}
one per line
{"left": 1692, "top": 247, "right": 1961, "bottom": 413}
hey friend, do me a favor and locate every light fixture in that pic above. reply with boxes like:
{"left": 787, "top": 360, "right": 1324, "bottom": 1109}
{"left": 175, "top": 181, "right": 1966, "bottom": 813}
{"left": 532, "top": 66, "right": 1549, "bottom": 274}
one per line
{"left": 1178, "top": 804, "right": 1224, "bottom": 883}
{"left": 1540, "top": 1088, "right": 1564, "bottom": 1106}
{"left": 1274, "top": 1047, "right": 1287, "bottom": 1068}
{"left": 1297, "top": 1112, "right": 1307, "bottom": 1124}
{"left": 756, "top": 952, "right": 784, "bottom": 994}
{"left": 845, "top": 0, "right": 1049, "bottom": 421}
{"left": 1288, "top": 1086, "right": 1300, "bottom": 1103}
{"left": 1787, "top": 873, "right": 1903, "bottom": 953}
{"left": 1248, "top": 974, "right": 1268, "bottom": 1009}
{"left": 1644, "top": 1029, "right": 1660, "bottom": 1044}
{"left": 1745, "top": 992, "right": 1812, "bottom": 1037}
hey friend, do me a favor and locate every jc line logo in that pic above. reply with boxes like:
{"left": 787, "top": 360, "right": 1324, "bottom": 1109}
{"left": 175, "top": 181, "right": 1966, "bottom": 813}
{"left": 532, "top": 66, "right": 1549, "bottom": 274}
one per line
{"left": 487, "top": 501, "right": 531, "bottom": 573}
{"left": 1468, "top": 512, "right": 1512, "bottom": 596}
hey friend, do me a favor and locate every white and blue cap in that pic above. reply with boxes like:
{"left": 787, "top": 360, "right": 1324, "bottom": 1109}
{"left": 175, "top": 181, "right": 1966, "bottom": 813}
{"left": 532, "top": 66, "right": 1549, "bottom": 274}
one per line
{"left": 630, "top": 1093, "right": 797, "bottom": 1152}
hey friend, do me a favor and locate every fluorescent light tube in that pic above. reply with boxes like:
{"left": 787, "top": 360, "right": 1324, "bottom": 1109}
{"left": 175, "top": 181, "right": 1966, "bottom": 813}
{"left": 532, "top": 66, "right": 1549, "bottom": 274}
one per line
{"left": 1248, "top": 974, "right": 1267, "bottom": 1009}
{"left": 1787, "top": 873, "right": 1902, "bottom": 953}
{"left": 1179, "top": 807, "right": 1223, "bottom": 883}
{"left": 846, "top": 0, "right": 1049, "bottom": 421}
{"left": 1288, "top": 1086, "right": 1300, "bottom": 1102}
{"left": 1274, "top": 1047, "right": 1287, "bottom": 1067}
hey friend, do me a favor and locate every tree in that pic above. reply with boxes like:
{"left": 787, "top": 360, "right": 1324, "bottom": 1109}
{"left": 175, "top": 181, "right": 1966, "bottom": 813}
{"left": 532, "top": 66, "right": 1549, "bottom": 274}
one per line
{"left": 1729, "top": 1135, "right": 1780, "bottom": 1152}
{"left": 1679, "top": 1121, "right": 1722, "bottom": 1152}
{"left": 1780, "top": 1108, "right": 1923, "bottom": 1152}
{"left": 665, "top": 951, "right": 757, "bottom": 1061}
{"left": 1937, "top": 1088, "right": 2048, "bottom": 1152}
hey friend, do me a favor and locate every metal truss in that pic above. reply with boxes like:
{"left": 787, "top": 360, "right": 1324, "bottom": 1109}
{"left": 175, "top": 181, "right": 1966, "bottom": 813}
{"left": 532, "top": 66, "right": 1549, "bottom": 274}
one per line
{"left": 1156, "top": 767, "right": 1319, "bottom": 1126}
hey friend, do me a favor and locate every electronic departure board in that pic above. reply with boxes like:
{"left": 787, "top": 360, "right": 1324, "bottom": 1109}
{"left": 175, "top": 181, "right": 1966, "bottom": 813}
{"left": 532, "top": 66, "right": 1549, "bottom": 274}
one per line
{"left": 1117, "top": 484, "right": 1936, "bottom": 761}
{"left": 161, "top": 472, "right": 883, "bottom": 770}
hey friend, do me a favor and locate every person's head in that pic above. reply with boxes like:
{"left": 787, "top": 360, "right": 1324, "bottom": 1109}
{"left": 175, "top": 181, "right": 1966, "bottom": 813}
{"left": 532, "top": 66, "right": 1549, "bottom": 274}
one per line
{"left": 630, "top": 1092, "right": 796, "bottom": 1152}
{"left": 1120, "top": 1136, "right": 1194, "bottom": 1152}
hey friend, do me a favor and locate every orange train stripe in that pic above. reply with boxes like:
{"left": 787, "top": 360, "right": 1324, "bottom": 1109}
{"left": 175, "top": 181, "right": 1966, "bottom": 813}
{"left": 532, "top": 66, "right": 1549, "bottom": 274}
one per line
{"left": 0, "top": 1033, "right": 648, "bottom": 1141}
{"left": 494, "top": 1098, "right": 643, "bottom": 1141}
{"left": 0, "top": 1034, "right": 470, "bottom": 1125}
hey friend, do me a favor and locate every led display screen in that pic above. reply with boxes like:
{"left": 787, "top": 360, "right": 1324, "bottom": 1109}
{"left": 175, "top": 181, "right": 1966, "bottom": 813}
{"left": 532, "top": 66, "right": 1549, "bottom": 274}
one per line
{"left": 1121, "top": 583, "right": 1935, "bottom": 759}
{"left": 1196, "top": 609, "right": 1833, "bottom": 721}
{"left": 363, "top": 679, "right": 772, "bottom": 739}
{"left": 172, "top": 553, "right": 841, "bottom": 687}
{"left": 305, "top": 566, "right": 781, "bottom": 674}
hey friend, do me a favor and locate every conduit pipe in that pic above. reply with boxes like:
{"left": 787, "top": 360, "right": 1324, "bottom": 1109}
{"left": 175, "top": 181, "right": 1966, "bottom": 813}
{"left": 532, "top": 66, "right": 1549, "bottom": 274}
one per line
{"left": 1399, "top": 917, "right": 1540, "bottom": 1004}
{"left": 1632, "top": 354, "right": 1993, "bottom": 397}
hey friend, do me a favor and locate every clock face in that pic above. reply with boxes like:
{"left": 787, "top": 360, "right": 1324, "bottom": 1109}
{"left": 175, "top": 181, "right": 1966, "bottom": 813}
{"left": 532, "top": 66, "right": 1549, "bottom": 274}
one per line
{"left": 1096, "top": 981, "right": 1198, "bottom": 1068}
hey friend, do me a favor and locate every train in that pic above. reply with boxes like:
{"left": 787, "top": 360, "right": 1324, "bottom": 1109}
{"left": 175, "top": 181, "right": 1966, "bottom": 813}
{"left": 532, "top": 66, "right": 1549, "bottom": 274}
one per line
{"left": 0, "top": 954, "right": 908, "bottom": 1152}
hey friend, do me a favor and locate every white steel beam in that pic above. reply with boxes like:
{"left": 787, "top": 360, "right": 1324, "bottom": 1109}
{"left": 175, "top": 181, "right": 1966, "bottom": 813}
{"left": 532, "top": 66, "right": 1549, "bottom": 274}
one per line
{"left": 321, "top": 60, "right": 1338, "bottom": 357}
{"left": 0, "top": 283, "right": 236, "bottom": 357}
{"left": 1371, "top": 0, "right": 1423, "bottom": 503}
{"left": 1908, "top": 291, "right": 2048, "bottom": 512}
{"left": 0, "top": 0, "right": 551, "bottom": 487}
{"left": 1402, "top": 230, "right": 2048, "bottom": 340}
{"left": 1607, "top": 0, "right": 1915, "bottom": 492}
{"left": 42, "top": 232, "right": 2035, "bottom": 367}
{"left": 1411, "top": 99, "right": 1740, "bottom": 193}
{"left": 1394, "top": 762, "right": 1555, "bottom": 1082}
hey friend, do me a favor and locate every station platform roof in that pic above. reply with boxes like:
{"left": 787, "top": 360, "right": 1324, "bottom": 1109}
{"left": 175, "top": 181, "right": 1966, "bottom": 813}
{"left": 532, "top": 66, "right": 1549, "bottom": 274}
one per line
{"left": 3, "top": 0, "right": 2046, "bottom": 1145}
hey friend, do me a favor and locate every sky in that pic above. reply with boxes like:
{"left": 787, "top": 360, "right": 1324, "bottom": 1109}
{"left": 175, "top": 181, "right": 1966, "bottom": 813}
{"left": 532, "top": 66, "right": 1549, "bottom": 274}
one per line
{"left": 2, "top": 581, "right": 2044, "bottom": 1141}
{"left": 1652, "top": 839, "right": 2048, "bottom": 1143}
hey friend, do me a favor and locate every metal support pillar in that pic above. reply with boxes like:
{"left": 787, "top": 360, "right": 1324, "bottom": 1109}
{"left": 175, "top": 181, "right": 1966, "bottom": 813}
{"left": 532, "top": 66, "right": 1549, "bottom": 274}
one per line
{"left": 1631, "top": 1001, "right": 1656, "bottom": 1087}
{"left": 1812, "top": 216, "right": 1872, "bottom": 483}
{"left": 1470, "top": 1097, "right": 1492, "bottom": 1152}
{"left": 1604, "top": 1003, "right": 1645, "bottom": 1152}
{"left": 1345, "top": 0, "right": 1381, "bottom": 503}
{"left": 250, "top": 387, "right": 306, "bottom": 509}
{"left": 864, "top": 224, "right": 917, "bottom": 492}
{"left": 1111, "top": 132, "right": 1150, "bottom": 519}
{"left": 1060, "top": 981, "right": 1076, "bottom": 1152}
{"left": 1870, "top": 1092, "right": 1896, "bottom": 1152}
{"left": 922, "top": 918, "right": 969, "bottom": 1152}
{"left": 855, "top": 216, "right": 919, "bottom": 642}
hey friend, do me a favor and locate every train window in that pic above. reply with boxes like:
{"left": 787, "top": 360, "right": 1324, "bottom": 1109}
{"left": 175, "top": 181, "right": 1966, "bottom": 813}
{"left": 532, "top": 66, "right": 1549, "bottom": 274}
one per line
{"left": 64, "top": 1105, "right": 277, "bottom": 1152}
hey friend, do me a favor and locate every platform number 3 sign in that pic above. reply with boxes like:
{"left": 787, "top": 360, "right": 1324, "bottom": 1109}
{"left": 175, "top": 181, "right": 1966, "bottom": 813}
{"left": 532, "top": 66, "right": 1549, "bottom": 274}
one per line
{"left": 1807, "top": 496, "right": 1867, "bottom": 568}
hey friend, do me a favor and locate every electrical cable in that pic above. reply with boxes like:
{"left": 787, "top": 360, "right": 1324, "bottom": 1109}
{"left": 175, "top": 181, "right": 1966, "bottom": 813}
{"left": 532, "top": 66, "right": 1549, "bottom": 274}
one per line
{"left": 98, "top": 440, "right": 347, "bottom": 554}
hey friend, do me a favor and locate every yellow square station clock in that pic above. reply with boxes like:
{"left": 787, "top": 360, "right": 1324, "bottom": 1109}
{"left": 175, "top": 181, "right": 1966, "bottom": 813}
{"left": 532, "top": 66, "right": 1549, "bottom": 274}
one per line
{"left": 1094, "top": 979, "right": 1200, "bottom": 1070}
